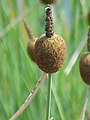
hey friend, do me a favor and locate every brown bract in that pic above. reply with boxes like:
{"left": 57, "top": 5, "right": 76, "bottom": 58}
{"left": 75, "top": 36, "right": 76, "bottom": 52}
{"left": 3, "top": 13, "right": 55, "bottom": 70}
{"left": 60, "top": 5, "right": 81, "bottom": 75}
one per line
{"left": 35, "top": 33, "right": 66, "bottom": 73}
{"left": 40, "top": 0, "right": 58, "bottom": 4}
{"left": 79, "top": 53, "right": 90, "bottom": 85}
{"left": 27, "top": 41, "right": 36, "bottom": 62}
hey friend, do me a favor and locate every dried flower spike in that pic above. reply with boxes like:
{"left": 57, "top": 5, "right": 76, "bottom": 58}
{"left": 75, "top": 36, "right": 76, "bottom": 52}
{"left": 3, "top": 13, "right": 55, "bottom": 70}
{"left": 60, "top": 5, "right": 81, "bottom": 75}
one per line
{"left": 79, "top": 28, "right": 90, "bottom": 85}
{"left": 40, "top": 0, "right": 58, "bottom": 4}
{"left": 35, "top": 5, "right": 66, "bottom": 73}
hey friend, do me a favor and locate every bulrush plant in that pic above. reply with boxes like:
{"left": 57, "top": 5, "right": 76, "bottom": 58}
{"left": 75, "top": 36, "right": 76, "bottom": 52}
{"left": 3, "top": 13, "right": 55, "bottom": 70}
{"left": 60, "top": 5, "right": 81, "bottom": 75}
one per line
{"left": 79, "top": 28, "right": 90, "bottom": 85}
{"left": 35, "top": 4, "right": 66, "bottom": 120}
{"left": 35, "top": 5, "right": 66, "bottom": 73}
{"left": 9, "top": 4, "right": 66, "bottom": 120}
{"left": 79, "top": 28, "right": 90, "bottom": 120}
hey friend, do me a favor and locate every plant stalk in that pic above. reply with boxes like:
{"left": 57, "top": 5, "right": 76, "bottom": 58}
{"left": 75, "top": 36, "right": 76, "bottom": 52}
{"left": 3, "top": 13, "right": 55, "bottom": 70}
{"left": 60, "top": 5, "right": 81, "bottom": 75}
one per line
{"left": 23, "top": 19, "right": 35, "bottom": 41}
{"left": 46, "top": 74, "right": 52, "bottom": 120}
{"left": 9, "top": 72, "right": 47, "bottom": 120}
{"left": 80, "top": 86, "right": 90, "bottom": 120}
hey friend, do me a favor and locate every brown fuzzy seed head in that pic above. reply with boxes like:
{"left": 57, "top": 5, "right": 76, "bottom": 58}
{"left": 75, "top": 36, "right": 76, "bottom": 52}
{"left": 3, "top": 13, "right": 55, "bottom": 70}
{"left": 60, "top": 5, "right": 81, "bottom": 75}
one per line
{"left": 40, "top": 0, "right": 58, "bottom": 4}
{"left": 79, "top": 53, "right": 90, "bottom": 85}
{"left": 27, "top": 41, "right": 36, "bottom": 62}
{"left": 35, "top": 33, "right": 66, "bottom": 73}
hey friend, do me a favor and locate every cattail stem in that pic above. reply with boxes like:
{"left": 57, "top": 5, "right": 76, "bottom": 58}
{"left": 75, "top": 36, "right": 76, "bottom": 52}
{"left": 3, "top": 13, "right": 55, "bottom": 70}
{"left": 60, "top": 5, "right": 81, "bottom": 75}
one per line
{"left": 9, "top": 73, "right": 47, "bottom": 120}
{"left": 80, "top": 86, "right": 90, "bottom": 120}
{"left": 46, "top": 74, "right": 52, "bottom": 120}
{"left": 23, "top": 19, "right": 35, "bottom": 41}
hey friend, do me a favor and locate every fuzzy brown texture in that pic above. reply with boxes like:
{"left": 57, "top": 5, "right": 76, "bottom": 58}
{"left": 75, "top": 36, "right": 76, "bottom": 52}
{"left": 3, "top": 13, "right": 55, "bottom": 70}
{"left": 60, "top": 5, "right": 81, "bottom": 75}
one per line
{"left": 27, "top": 41, "right": 36, "bottom": 62}
{"left": 35, "top": 33, "right": 66, "bottom": 73}
{"left": 79, "top": 53, "right": 90, "bottom": 85}
{"left": 40, "top": 0, "right": 58, "bottom": 4}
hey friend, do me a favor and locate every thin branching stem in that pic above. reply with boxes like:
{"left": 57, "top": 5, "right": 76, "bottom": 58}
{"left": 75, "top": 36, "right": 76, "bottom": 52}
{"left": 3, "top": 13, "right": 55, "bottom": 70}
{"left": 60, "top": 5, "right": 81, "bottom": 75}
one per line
{"left": 46, "top": 74, "right": 52, "bottom": 120}
{"left": 80, "top": 86, "right": 90, "bottom": 120}
{"left": 9, "top": 72, "right": 47, "bottom": 120}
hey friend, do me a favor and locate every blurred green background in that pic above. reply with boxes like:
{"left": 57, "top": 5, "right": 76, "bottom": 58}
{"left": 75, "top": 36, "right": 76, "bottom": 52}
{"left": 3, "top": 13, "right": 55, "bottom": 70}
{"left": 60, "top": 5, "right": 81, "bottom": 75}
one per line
{"left": 0, "top": 0, "right": 90, "bottom": 120}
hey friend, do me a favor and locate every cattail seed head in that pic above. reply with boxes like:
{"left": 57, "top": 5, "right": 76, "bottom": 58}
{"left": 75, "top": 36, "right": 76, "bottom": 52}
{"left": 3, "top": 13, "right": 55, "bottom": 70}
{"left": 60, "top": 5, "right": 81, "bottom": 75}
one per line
{"left": 79, "top": 53, "right": 90, "bottom": 85}
{"left": 35, "top": 5, "right": 66, "bottom": 73}
{"left": 40, "top": 0, "right": 58, "bottom": 4}
{"left": 27, "top": 41, "right": 36, "bottom": 62}
{"left": 35, "top": 33, "right": 66, "bottom": 73}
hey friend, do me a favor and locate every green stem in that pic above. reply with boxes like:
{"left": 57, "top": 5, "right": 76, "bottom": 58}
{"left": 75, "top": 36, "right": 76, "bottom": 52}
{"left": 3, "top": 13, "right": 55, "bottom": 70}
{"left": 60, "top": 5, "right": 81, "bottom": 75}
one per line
{"left": 46, "top": 74, "right": 52, "bottom": 120}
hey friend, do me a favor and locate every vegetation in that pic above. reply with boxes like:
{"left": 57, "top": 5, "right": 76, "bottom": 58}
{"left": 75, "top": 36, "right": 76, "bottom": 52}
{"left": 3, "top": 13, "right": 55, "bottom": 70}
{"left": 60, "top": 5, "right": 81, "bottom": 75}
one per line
{"left": 0, "top": 0, "right": 90, "bottom": 120}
